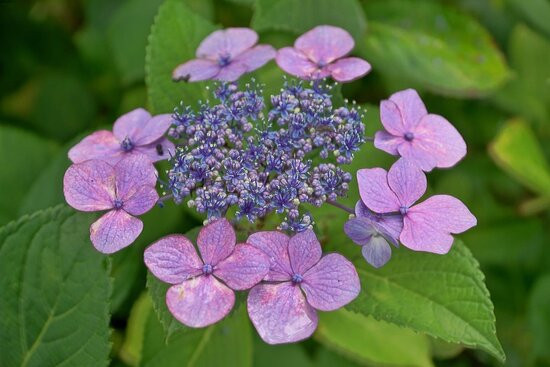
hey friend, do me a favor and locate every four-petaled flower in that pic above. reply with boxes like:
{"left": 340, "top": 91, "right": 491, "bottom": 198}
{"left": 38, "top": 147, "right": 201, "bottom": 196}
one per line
{"left": 144, "top": 219, "right": 270, "bottom": 328}
{"left": 344, "top": 201, "right": 403, "bottom": 268}
{"left": 374, "top": 89, "right": 467, "bottom": 172}
{"left": 246, "top": 229, "right": 360, "bottom": 344}
{"left": 357, "top": 158, "right": 476, "bottom": 254}
{"left": 276, "top": 25, "right": 371, "bottom": 82}
{"left": 69, "top": 108, "right": 174, "bottom": 165}
{"left": 173, "top": 28, "right": 276, "bottom": 82}
{"left": 63, "top": 155, "right": 159, "bottom": 253}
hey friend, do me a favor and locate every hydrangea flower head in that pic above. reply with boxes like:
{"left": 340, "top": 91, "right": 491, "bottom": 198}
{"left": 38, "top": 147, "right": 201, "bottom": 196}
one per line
{"left": 357, "top": 158, "right": 476, "bottom": 254}
{"left": 173, "top": 28, "right": 276, "bottom": 82}
{"left": 374, "top": 89, "right": 467, "bottom": 172}
{"left": 276, "top": 25, "right": 371, "bottom": 82}
{"left": 344, "top": 201, "right": 403, "bottom": 268}
{"left": 63, "top": 155, "right": 159, "bottom": 253}
{"left": 246, "top": 229, "right": 360, "bottom": 344}
{"left": 144, "top": 219, "right": 270, "bottom": 328}
{"left": 68, "top": 108, "right": 174, "bottom": 165}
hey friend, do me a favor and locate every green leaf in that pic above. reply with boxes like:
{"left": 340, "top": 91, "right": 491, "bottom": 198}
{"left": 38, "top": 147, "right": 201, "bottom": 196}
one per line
{"left": 251, "top": 0, "right": 367, "bottom": 42}
{"left": 506, "top": 0, "right": 550, "bottom": 39}
{"left": 527, "top": 274, "right": 550, "bottom": 363}
{"left": 145, "top": 0, "right": 217, "bottom": 113}
{"left": 140, "top": 303, "right": 252, "bottom": 367}
{"left": 253, "top": 336, "right": 313, "bottom": 367}
{"left": 489, "top": 119, "right": 550, "bottom": 197}
{"left": 108, "top": 0, "right": 164, "bottom": 85}
{"left": 346, "top": 241, "right": 505, "bottom": 362}
{"left": 0, "top": 206, "right": 111, "bottom": 367}
{"left": 0, "top": 125, "right": 59, "bottom": 226}
{"left": 120, "top": 293, "right": 153, "bottom": 366}
{"left": 361, "top": 0, "right": 510, "bottom": 96}
{"left": 316, "top": 309, "right": 433, "bottom": 367}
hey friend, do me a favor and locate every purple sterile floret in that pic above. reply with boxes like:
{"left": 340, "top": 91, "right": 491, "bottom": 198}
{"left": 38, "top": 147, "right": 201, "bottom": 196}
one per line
{"left": 63, "top": 154, "right": 159, "bottom": 253}
{"left": 173, "top": 28, "right": 276, "bottom": 82}
{"left": 374, "top": 89, "right": 467, "bottom": 172}
{"left": 144, "top": 218, "right": 270, "bottom": 328}
{"left": 357, "top": 158, "right": 477, "bottom": 254}
{"left": 68, "top": 108, "right": 175, "bottom": 165}
{"left": 276, "top": 25, "right": 371, "bottom": 82}
{"left": 247, "top": 229, "right": 360, "bottom": 344}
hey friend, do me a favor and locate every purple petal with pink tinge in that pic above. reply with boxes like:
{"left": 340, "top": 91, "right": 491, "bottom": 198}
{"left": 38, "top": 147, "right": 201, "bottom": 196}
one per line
{"left": 295, "top": 25, "right": 354, "bottom": 64}
{"left": 387, "top": 158, "right": 427, "bottom": 207}
{"left": 114, "top": 155, "right": 157, "bottom": 201}
{"left": 357, "top": 168, "right": 400, "bottom": 214}
{"left": 172, "top": 59, "right": 220, "bottom": 82}
{"left": 344, "top": 217, "right": 377, "bottom": 246}
{"left": 396, "top": 142, "right": 437, "bottom": 172}
{"left": 196, "top": 28, "right": 258, "bottom": 60}
{"left": 134, "top": 138, "right": 175, "bottom": 163}
{"left": 113, "top": 108, "right": 152, "bottom": 142}
{"left": 288, "top": 230, "right": 322, "bottom": 275}
{"left": 68, "top": 130, "right": 123, "bottom": 164}
{"left": 276, "top": 47, "right": 321, "bottom": 79}
{"left": 90, "top": 209, "right": 143, "bottom": 253}
{"left": 246, "top": 231, "right": 292, "bottom": 281}
{"left": 130, "top": 114, "right": 173, "bottom": 145}
{"left": 214, "top": 62, "right": 248, "bottom": 82}
{"left": 362, "top": 237, "right": 392, "bottom": 268}
{"left": 379, "top": 100, "right": 407, "bottom": 136}
{"left": 144, "top": 235, "right": 203, "bottom": 284}
{"left": 123, "top": 185, "right": 159, "bottom": 216}
{"left": 214, "top": 244, "right": 270, "bottom": 290}
{"left": 413, "top": 114, "right": 467, "bottom": 169}
{"left": 302, "top": 253, "right": 360, "bottom": 311}
{"left": 166, "top": 276, "right": 235, "bottom": 328}
{"left": 234, "top": 44, "right": 276, "bottom": 71}
{"left": 197, "top": 218, "right": 236, "bottom": 266}
{"left": 388, "top": 89, "right": 427, "bottom": 130}
{"left": 247, "top": 282, "right": 318, "bottom": 344}
{"left": 63, "top": 160, "right": 115, "bottom": 212}
{"left": 401, "top": 195, "right": 477, "bottom": 254}
{"left": 355, "top": 201, "right": 402, "bottom": 246}
{"left": 373, "top": 130, "right": 402, "bottom": 156}
{"left": 327, "top": 57, "right": 371, "bottom": 82}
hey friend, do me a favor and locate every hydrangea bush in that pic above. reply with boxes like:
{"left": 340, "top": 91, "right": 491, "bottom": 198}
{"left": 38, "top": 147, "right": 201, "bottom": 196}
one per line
{"left": 63, "top": 25, "right": 477, "bottom": 345}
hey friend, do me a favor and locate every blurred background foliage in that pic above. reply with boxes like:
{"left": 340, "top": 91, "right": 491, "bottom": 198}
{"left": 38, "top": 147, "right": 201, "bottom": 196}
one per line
{"left": 0, "top": 0, "right": 549, "bottom": 366}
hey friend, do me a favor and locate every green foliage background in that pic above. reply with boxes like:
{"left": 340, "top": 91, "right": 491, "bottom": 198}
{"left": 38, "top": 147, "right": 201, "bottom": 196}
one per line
{"left": 0, "top": 0, "right": 549, "bottom": 366}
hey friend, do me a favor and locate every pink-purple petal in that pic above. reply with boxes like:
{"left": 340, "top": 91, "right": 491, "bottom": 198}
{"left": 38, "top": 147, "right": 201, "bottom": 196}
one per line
{"left": 355, "top": 201, "right": 403, "bottom": 246}
{"left": 214, "top": 62, "right": 248, "bottom": 82}
{"left": 166, "top": 276, "right": 235, "bottom": 328}
{"left": 380, "top": 99, "right": 407, "bottom": 136}
{"left": 122, "top": 185, "right": 159, "bottom": 216}
{"left": 301, "top": 253, "right": 360, "bottom": 311}
{"left": 90, "top": 209, "right": 143, "bottom": 254}
{"left": 276, "top": 47, "right": 319, "bottom": 79}
{"left": 134, "top": 138, "right": 175, "bottom": 163}
{"left": 357, "top": 168, "right": 400, "bottom": 213}
{"left": 114, "top": 155, "right": 157, "bottom": 201}
{"left": 373, "top": 130, "right": 402, "bottom": 155}
{"left": 288, "top": 230, "right": 322, "bottom": 275}
{"left": 327, "top": 57, "right": 371, "bottom": 82}
{"left": 144, "top": 235, "right": 203, "bottom": 284}
{"left": 295, "top": 25, "right": 354, "bottom": 64}
{"left": 414, "top": 114, "right": 467, "bottom": 169}
{"left": 68, "top": 130, "right": 123, "bottom": 164}
{"left": 388, "top": 89, "right": 427, "bottom": 130}
{"left": 246, "top": 231, "right": 292, "bottom": 281}
{"left": 132, "top": 114, "right": 173, "bottom": 145}
{"left": 63, "top": 160, "right": 116, "bottom": 212}
{"left": 197, "top": 218, "right": 236, "bottom": 266}
{"left": 214, "top": 244, "right": 270, "bottom": 290}
{"left": 396, "top": 142, "right": 438, "bottom": 172}
{"left": 247, "top": 282, "right": 318, "bottom": 344}
{"left": 196, "top": 28, "right": 258, "bottom": 60}
{"left": 172, "top": 59, "right": 220, "bottom": 82}
{"left": 362, "top": 236, "right": 392, "bottom": 268}
{"left": 387, "top": 158, "right": 427, "bottom": 207}
{"left": 401, "top": 195, "right": 477, "bottom": 254}
{"left": 344, "top": 217, "right": 377, "bottom": 246}
{"left": 112, "top": 108, "right": 152, "bottom": 142}
{"left": 233, "top": 44, "right": 276, "bottom": 71}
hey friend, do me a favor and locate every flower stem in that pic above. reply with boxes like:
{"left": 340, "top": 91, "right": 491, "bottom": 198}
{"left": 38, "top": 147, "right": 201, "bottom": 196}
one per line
{"left": 326, "top": 199, "right": 355, "bottom": 214}
{"left": 364, "top": 136, "right": 374, "bottom": 142}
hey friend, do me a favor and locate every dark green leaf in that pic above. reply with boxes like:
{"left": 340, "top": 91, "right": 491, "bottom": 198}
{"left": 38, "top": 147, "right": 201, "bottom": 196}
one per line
{"left": 527, "top": 274, "right": 550, "bottom": 363}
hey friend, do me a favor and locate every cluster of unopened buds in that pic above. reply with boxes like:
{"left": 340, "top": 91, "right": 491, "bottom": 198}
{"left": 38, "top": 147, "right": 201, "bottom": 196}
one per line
{"left": 63, "top": 25, "right": 476, "bottom": 343}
